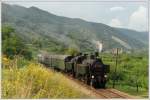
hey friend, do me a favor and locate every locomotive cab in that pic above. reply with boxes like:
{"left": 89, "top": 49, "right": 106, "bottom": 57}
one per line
{"left": 64, "top": 55, "right": 74, "bottom": 73}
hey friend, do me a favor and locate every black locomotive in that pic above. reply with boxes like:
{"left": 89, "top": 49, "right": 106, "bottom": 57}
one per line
{"left": 38, "top": 52, "right": 110, "bottom": 88}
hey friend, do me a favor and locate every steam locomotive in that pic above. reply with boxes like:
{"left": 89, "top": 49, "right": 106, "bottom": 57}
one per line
{"left": 38, "top": 52, "right": 110, "bottom": 88}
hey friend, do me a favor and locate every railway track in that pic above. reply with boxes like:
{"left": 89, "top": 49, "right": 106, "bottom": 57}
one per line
{"left": 95, "top": 89, "right": 130, "bottom": 98}
{"left": 47, "top": 67, "right": 136, "bottom": 99}
{"left": 63, "top": 73, "right": 136, "bottom": 99}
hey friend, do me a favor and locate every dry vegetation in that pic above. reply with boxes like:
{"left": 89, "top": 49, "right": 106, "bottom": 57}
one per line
{"left": 2, "top": 57, "right": 91, "bottom": 99}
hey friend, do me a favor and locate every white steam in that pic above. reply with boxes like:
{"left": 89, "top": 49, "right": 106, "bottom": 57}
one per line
{"left": 93, "top": 40, "right": 103, "bottom": 53}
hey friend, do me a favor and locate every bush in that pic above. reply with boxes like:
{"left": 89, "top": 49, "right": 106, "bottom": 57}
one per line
{"left": 2, "top": 58, "right": 90, "bottom": 98}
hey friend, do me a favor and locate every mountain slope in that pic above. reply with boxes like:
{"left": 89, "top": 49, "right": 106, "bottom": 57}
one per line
{"left": 2, "top": 3, "right": 148, "bottom": 52}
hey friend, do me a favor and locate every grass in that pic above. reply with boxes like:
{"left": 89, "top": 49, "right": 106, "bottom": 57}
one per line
{"left": 106, "top": 80, "right": 148, "bottom": 98}
{"left": 102, "top": 53, "right": 148, "bottom": 98}
{"left": 2, "top": 57, "right": 91, "bottom": 99}
{"left": 116, "top": 85, "right": 148, "bottom": 98}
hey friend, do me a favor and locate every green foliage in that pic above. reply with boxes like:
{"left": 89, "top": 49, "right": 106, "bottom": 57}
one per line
{"left": 103, "top": 53, "right": 148, "bottom": 97}
{"left": 16, "top": 57, "right": 30, "bottom": 68}
{"left": 2, "top": 25, "right": 32, "bottom": 60}
{"left": 2, "top": 25, "right": 14, "bottom": 40}
{"left": 65, "top": 46, "right": 79, "bottom": 56}
{"left": 32, "top": 39, "right": 43, "bottom": 49}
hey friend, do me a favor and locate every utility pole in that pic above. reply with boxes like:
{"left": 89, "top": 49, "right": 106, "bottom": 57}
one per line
{"left": 113, "top": 48, "right": 119, "bottom": 88}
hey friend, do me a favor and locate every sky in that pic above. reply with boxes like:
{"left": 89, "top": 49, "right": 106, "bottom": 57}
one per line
{"left": 2, "top": 0, "right": 149, "bottom": 32}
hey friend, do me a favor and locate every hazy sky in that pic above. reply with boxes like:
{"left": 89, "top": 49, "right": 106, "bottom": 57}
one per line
{"left": 2, "top": 0, "right": 148, "bottom": 31}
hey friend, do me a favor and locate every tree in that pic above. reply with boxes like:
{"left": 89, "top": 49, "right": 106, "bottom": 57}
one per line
{"left": 130, "top": 62, "right": 142, "bottom": 92}
{"left": 2, "top": 25, "right": 32, "bottom": 60}
{"left": 2, "top": 25, "right": 14, "bottom": 40}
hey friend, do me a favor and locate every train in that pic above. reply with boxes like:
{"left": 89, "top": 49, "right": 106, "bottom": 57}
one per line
{"left": 37, "top": 52, "right": 110, "bottom": 88}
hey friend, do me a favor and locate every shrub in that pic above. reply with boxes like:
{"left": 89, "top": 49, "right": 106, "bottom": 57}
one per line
{"left": 2, "top": 58, "right": 89, "bottom": 99}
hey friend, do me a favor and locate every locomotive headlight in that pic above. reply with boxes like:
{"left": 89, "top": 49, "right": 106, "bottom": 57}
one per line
{"left": 104, "top": 75, "right": 107, "bottom": 78}
{"left": 92, "top": 75, "right": 94, "bottom": 79}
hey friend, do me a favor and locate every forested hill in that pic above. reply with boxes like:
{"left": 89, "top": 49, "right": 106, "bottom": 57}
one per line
{"left": 2, "top": 3, "right": 148, "bottom": 53}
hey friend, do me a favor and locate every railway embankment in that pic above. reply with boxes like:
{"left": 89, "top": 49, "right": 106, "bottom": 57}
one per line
{"left": 2, "top": 57, "right": 94, "bottom": 98}
{"left": 62, "top": 71, "right": 139, "bottom": 99}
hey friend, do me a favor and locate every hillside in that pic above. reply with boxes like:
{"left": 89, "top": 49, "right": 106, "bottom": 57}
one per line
{"left": 2, "top": 3, "right": 148, "bottom": 53}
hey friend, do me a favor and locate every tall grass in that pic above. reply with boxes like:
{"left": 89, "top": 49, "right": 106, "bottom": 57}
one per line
{"left": 2, "top": 57, "right": 90, "bottom": 99}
